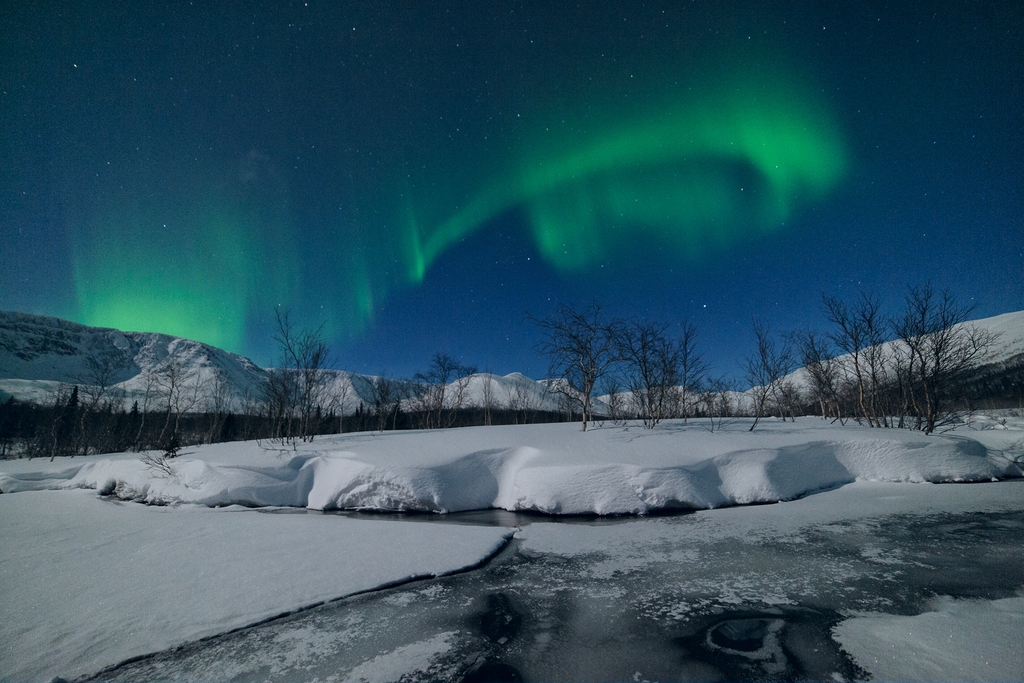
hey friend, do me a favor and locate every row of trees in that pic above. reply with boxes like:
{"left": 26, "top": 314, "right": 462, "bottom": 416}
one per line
{"left": 534, "top": 304, "right": 711, "bottom": 431}
{"left": 0, "top": 311, "right": 572, "bottom": 458}
{"left": 256, "top": 309, "right": 566, "bottom": 447}
{"left": 0, "top": 357, "right": 572, "bottom": 461}
{"left": 532, "top": 284, "right": 1003, "bottom": 435}
{"left": 793, "top": 285, "right": 999, "bottom": 434}
{"left": 0, "top": 355, "right": 250, "bottom": 461}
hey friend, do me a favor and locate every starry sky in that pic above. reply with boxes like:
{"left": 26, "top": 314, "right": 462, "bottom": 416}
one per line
{"left": 2, "top": 2, "right": 1022, "bottom": 379}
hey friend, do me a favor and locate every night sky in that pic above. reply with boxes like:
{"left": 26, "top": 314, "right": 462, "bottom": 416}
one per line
{"left": 2, "top": 2, "right": 1021, "bottom": 379}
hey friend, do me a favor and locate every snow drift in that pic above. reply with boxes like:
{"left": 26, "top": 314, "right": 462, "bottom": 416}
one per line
{"left": 2, "top": 419, "right": 1021, "bottom": 515}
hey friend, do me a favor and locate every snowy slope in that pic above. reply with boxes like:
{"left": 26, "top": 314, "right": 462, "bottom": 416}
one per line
{"left": 460, "top": 372, "right": 567, "bottom": 413}
{"left": 783, "top": 308, "right": 1024, "bottom": 393}
{"left": 975, "top": 309, "right": 1024, "bottom": 363}
{"left": 0, "top": 311, "right": 268, "bottom": 408}
{"left": 0, "top": 311, "right": 562, "bottom": 412}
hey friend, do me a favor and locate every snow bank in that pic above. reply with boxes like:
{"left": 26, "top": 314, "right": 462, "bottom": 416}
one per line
{"left": 2, "top": 419, "right": 1021, "bottom": 515}
{"left": 0, "top": 490, "right": 512, "bottom": 683}
{"left": 833, "top": 595, "right": 1024, "bottom": 682}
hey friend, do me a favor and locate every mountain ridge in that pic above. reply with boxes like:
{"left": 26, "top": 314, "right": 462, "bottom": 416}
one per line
{"left": 2, "top": 308, "right": 1022, "bottom": 412}
{"left": 0, "top": 311, "right": 564, "bottom": 413}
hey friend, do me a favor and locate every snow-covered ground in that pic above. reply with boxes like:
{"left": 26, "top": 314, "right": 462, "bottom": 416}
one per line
{"left": 834, "top": 595, "right": 1024, "bottom": 682}
{"left": 1, "top": 417, "right": 1022, "bottom": 681}
{"left": 0, "top": 490, "right": 512, "bottom": 682}
{"left": 2, "top": 418, "right": 1022, "bottom": 514}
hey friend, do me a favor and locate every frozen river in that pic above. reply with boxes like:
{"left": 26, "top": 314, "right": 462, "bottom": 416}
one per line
{"left": 88, "top": 481, "right": 1024, "bottom": 682}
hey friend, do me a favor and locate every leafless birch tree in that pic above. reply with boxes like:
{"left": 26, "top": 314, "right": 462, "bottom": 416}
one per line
{"left": 744, "top": 320, "right": 795, "bottom": 431}
{"left": 533, "top": 303, "right": 621, "bottom": 431}
{"left": 892, "top": 285, "right": 999, "bottom": 434}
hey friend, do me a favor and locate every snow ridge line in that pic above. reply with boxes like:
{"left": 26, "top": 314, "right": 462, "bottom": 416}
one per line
{"left": 2, "top": 425, "right": 1020, "bottom": 516}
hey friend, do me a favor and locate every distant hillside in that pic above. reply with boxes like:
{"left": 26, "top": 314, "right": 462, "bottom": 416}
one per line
{"left": 0, "top": 311, "right": 564, "bottom": 413}
{"left": 0, "top": 311, "right": 270, "bottom": 408}
{"left": 4, "top": 309, "right": 1020, "bottom": 416}
{"left": 783, "top": 309, "right": 1024, "bottom": 408}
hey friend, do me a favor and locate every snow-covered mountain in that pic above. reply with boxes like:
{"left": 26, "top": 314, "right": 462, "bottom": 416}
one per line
{"left": 783, "top": 309, "right": 1024, "bottom": 396}
{"left": 590, "top": 310, "right": 1024, "bottom": 412}
{"left": 0, "top": 311, "right": 269, "bottom": 408}
{"left": 969, "top": 310, "right": 1024, "bottom": 363}
{"left": 3, "top": 308, "right": 1020, "bottom": 413}
{"left": 0, "top": 311, "right": 563, "bottom": 413}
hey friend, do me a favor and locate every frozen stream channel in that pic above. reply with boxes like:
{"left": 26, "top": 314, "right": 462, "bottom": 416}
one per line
{"left": 85, "top": 480, "right": 1024, "bottom": 683}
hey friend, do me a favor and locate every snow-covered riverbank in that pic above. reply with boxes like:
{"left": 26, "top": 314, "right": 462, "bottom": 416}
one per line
{"left": 2, "top": 418, "right": 1021, "bottom": 514}
{"left": 0, "top": 491, "right": 513, "bottom": 682}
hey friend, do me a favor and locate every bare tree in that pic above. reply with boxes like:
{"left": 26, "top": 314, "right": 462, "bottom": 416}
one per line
{"left": 132, "top": 371, "right": 158, "bottom": 451}
{"left": 618, "top": 320, "right": 680, "bottom": 429}
{"left": 261, "top": 366, "right": 297, "bottom": 442}
{"left": 823, "top": 294, "right": 872, "bottom": 428}
{"left": 74, "top": 347, "right": 128, "bottom": 455}
{"left": 775, "top": 379, "right": 803, "bottom": 422}
{"left": 699, "top": 376, "right": 735, "bottom": 433}
{"left": 744, "top": 320, "right": 795, "bottom": 431}
{"left": 154, "top": 357, "right": 203, "bottom": 453}
{"left": 368, "top": 374, "right": 403, "bottom": 432}
{"left": 532, "top": 303, "right": 621, "bottom": 431}
{"left": 892, "top": 285, "right": 999, "bottom": 434}
{"left": 823, "top": 292, "right": 887, "bottom": 427}
{"left": 411, "top": 353, "right": 476, "bottom": 429}
{"left": 792, "top": 329, "right": 844, "bottom": 423}
{"left": 203, "top": 373, "right": 232, "bottom": 444}
{"left": 479, "top": 371, "right": 496, "bottom": 426}
{"left": 506, "top": 375, "right": 540, "bottom": 424}
{"left": 602, "top": 378, "right": 628, "bottom": 426}
{"left": 45, "top": 383, "right": 78, "bottom": 461}
{"left": 330, "top": 372, "right": 353, "bottom": 434}
{"left": 857, "top": 293, "right": 892, "bottom": 426}
{"left": 887, "top": 338, "right": 917, "bottom": 429}
{"left": 676, "top": 321, "right": 709, "bottom": 422}
{"left": 271, "top": 309, "right": 333, "bottom": 442}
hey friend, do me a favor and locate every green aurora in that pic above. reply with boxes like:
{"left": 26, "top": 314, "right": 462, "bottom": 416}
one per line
{"left": 72, "top": 66, "right": 845, "bottom": 355}
{"left": 410, "top": 71, "right": 845, "bottom": 280}
{"left": 73, "top": 176, "right": 298, "bottom": 353}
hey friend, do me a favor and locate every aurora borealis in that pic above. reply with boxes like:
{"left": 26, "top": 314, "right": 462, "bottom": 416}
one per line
{"left": 415, "top": 66, "right": 847, "bottom": 277}
{"left": 2, "top": 2, "right": 1021, "bottom": 376}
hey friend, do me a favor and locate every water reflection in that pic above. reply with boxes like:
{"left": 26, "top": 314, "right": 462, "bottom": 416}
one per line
{"left": 264, "top": 506, "right": 693, "bottom": 527}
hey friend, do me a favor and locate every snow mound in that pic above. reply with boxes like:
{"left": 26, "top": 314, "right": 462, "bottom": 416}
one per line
{"left": 3, "top": 419, "right": 1021, "bottom": 515}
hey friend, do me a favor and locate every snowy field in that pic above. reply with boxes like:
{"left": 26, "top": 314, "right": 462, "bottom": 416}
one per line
{"left": 2, "top": 417, "right": 1023, "bottom": 681}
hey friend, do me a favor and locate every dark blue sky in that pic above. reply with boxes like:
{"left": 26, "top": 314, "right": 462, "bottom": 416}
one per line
{"left": 2, "top": 2, "right": 1021, "bottom": 380}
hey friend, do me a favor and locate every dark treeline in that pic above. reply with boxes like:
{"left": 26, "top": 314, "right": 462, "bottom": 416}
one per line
{"left": 0, "top": 392, "right": 571, "bottom": 461}
{"left": 0, "top": 309, "right": 577, "bottom": 461}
